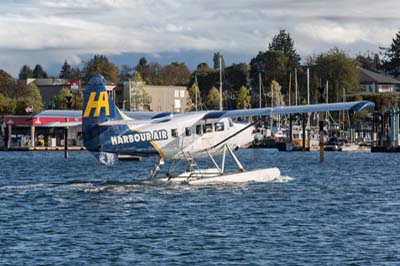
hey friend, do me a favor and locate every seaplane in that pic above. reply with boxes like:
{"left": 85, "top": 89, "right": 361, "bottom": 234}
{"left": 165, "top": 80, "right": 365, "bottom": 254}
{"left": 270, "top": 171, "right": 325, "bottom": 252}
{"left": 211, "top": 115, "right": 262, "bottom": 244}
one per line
{"left": 82, "top": 74, "right": 374, "bottom": 184}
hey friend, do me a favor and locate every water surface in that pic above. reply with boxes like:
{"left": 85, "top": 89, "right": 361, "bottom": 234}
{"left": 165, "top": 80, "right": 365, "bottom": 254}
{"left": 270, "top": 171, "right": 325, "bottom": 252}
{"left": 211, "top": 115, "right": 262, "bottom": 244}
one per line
{"left": 0, "top": 150, "right": 399, "bottom": 265}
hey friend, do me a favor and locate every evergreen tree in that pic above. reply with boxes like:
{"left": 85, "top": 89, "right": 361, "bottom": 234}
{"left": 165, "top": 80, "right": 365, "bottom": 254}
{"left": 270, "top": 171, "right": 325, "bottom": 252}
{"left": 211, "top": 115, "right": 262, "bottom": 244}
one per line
{"left": 59, "top": 60, "right": 72, "bottom": 79}
{"left": 18, "top": 65, "right": 33, "bottom": 80}
{"left": 70, "top": 67, "right": 82, "bottom": 80}
{"left": 268, "top": 29, "right": 301, "bottom": 70}
{"left": 32, "top": 64, "right": 48, "bottom": 78}
{"left": 213, "top": 52, "right": 225, "bottom": 70}
{"left": 381, "top": 29, "right": 400, "bottom": 77}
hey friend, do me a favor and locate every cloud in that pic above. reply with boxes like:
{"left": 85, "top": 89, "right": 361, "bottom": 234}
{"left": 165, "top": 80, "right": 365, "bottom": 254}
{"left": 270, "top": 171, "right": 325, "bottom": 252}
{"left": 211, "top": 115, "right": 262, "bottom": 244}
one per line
{"left": 0, "top": 0, "right": 400, "bottom": 76}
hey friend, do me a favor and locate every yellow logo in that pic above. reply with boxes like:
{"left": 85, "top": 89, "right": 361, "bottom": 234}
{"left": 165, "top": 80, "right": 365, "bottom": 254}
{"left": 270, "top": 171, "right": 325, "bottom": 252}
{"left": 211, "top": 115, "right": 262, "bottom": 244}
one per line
{"left": 83, "top": 91, "right": 110, "bottom": 118}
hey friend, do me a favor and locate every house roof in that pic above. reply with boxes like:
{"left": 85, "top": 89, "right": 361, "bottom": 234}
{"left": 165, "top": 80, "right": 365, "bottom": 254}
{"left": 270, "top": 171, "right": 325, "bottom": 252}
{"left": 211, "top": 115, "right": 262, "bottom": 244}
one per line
{"left": 358, "top": 67, "right": 400, "bottom": 84}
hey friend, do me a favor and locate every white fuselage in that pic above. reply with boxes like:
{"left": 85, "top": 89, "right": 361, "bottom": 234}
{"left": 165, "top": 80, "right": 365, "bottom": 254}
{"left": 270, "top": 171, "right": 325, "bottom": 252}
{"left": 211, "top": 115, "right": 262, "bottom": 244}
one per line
{"left": 127, "top": 113, "right": 255, "bottom": 159}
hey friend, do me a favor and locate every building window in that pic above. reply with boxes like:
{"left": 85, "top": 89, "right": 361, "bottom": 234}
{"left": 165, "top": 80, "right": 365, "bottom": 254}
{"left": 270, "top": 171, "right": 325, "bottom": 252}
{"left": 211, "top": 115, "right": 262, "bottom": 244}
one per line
{"left": 215, "top": 122, "right": 224, "bottom": 132}
{"left": 171, "top": 129, "right": 178, "bottom": 138}
{"left": 174, "top": 99, "right": 181, "bottom": 109}
{"left": 180, "top": 90, "right": 185, "bottom": 98}
{"left": 174, "top": 89, "right": 180, "bottom": 98}
{"left": 185, "top": 127, "right": 192, "bottom": 136}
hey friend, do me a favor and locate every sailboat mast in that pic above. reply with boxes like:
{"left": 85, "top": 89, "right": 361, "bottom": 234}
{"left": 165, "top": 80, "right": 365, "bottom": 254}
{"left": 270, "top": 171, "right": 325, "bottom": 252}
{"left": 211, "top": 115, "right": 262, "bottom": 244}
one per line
{"left": 219, "top": 55, "right": 223, "bottom": 111}
{"left": 288, "top": 72, "right": 292, "bottom": 106}
{"left": 195, "top": 75, "right": 199, "bottom": 112}
{"left": 295, "top": 68, "right": 298, "bottom": 105}
{"left": 259, "top": 72, "right": 262, "bottom": 108}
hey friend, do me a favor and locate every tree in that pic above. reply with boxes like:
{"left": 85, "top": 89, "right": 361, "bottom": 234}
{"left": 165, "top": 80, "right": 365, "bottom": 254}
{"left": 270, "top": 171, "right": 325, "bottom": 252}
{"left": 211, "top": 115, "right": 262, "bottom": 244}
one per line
{"left": 355, "top": 53, "right": 379, "bottom": 71}
{"left": 269, "top": 80, "right": 285, "bottom": 107}
{"left": 119, "top": 64, "right": 133, "bottom": 81}
{"left": 18, "top": 65, "right": 33, "bottom": 80}
{"left": 187, "top": 83, "right": 201, "bottom": 111}
{"left": 159, "top": 62, "right": 190, "bottom": 85}
{"left": 70, "top": 67, "right": 82, "bottom": 80}
{"left": 314, "top": 48, "right": 360, "bottom": 102}
{"left": 0, "top": 93, "right": 16, "bottom": 115}
{"left": 236, "top": 86, "right": 251, "bottom": 109}
{"left": 14, "top": 83, "right": 43, "bottom": 114}
{"left": 268, "top": 29, "right": 301, "bottom": 71}
{"left": 83, "top": 55, "right": 119, "bottom": 83}
{"left": 32, "top": 64, "right": 48, "bottom": 78}
{"left": 0, "top": 69, "right": 17, "bottom": 98}
{"left": 59, "top": 60, "right": 72, "bottom": 79}
{"left": 381, "top": 29, "right": 400, "bottom": 77}
{"left": 135, "top": 57, "right": 151, "bottom": 84}
{"left": 207, "top": 86, "right": 220, "bottom": 109}
{"left": 250, "top": 50, "right": 288, "bottom": 97}
{"left": 213, "top": 52, "right": 225, "bottom": 70}
{"left": 54, "top": 87, "right": 72, "bottom": 109}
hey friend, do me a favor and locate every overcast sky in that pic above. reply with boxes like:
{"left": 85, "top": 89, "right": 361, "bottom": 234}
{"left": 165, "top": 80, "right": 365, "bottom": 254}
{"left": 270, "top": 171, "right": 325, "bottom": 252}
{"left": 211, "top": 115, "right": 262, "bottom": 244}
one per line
{"left": 1, "top": 0, "right": 399, "bottom": 77}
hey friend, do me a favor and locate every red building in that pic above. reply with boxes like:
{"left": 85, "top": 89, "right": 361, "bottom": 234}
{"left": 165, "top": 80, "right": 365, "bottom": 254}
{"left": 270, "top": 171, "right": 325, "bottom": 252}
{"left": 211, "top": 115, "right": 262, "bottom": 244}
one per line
{"left": 2, "top": 110, "right": 82, "bottom": 149}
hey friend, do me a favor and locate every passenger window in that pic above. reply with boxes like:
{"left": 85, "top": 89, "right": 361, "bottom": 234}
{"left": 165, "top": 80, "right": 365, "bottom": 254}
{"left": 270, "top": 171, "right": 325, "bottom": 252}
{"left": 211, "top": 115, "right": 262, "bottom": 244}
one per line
{"left": 204, "top": 123, "right": 213, "bottom": 133}
{"left": 171, "top": 129, "right": 178, "bottom": 138}
{"left": 185, "top": 127, "right": 192, "bottom": 136}
{"left": 196, "top": 125, "right": 202, "bottom": 135}
{"left": 215, "top": 122, "right": 224, "bottom": 132}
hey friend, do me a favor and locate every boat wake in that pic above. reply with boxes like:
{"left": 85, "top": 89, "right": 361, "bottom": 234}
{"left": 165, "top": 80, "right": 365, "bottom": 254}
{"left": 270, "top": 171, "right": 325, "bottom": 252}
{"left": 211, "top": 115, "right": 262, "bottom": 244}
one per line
{"left": 0, "top": 174, "right": 294, "bottom": 194}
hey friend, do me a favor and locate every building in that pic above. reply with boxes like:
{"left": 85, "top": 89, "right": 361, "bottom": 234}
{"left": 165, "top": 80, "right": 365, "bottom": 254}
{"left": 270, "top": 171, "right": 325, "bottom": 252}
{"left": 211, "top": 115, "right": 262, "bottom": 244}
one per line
{"left": 1, "top": 110, "right": 82, "bottom": 149}
{"left": 117, "top": 83, "right": 190, "bottom": 112}
{"left": 358, "top": 67, "right": 400, "bottom": 93}
{"left": 19, "top": 78, "right": 82, "bottom": 107}
{"left": 144, "top": 85, "right": 189, "bottom": 112}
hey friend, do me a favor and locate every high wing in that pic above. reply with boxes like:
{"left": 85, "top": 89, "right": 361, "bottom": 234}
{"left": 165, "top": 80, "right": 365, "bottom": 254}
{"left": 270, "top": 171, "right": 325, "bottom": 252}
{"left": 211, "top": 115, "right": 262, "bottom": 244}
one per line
{"left": 202, "top": 101, "right": 374, "bottom": 120}
{"left": 98, "top": 101, "right": 374, "bottom": 126}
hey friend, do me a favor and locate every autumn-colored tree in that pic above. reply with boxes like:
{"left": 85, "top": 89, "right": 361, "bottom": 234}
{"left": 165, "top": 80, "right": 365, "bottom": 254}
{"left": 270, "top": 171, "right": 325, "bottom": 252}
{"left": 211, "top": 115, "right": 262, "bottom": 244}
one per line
{"left": 83, "top": 55, "right": 119, "bottom": 83}
{"left": 236, "top": 86, "right": 252, "bottom": 109}
{"left": 207, "top": 86, "right": 220, "bottom": 109}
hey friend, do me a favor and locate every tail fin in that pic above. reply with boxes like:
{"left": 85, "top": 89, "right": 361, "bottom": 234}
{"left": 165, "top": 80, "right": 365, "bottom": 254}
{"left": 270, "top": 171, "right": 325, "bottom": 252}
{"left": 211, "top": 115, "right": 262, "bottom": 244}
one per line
{"left": 82, "top": 74, "right": 123, "bottom": 152}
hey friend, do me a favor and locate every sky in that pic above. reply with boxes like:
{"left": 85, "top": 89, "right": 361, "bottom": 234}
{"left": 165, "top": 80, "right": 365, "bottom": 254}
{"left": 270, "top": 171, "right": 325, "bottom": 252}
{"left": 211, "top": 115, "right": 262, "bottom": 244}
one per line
{"left": 1, "top": 0, "right": 400, "bottom": 77}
